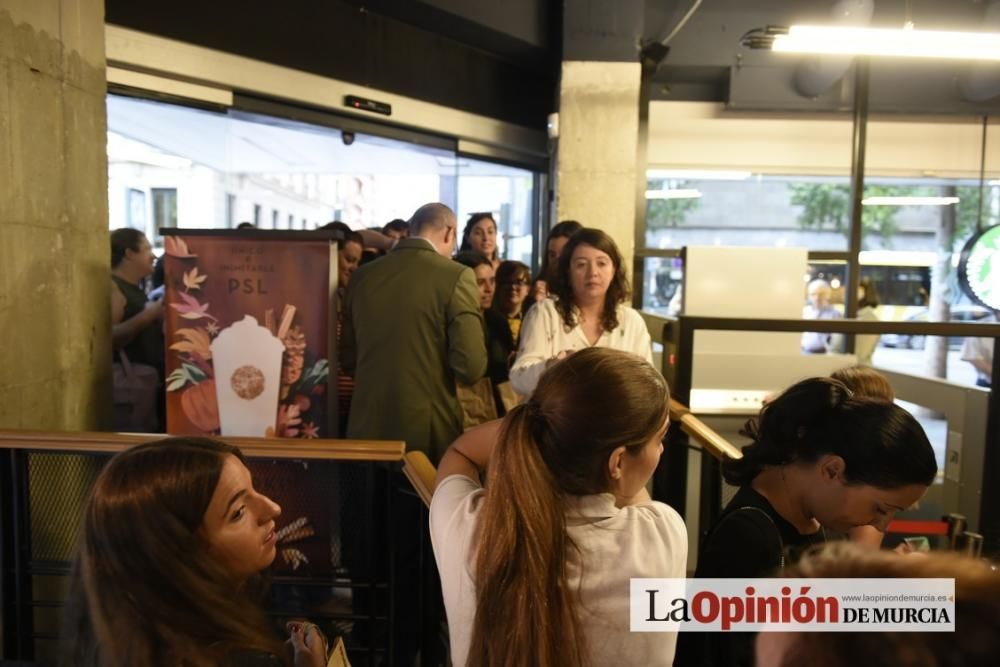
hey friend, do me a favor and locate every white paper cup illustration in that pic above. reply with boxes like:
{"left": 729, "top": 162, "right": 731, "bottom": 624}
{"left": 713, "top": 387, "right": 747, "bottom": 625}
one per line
{"left": 211, "top": 315, "right": 285, "bottom": 436}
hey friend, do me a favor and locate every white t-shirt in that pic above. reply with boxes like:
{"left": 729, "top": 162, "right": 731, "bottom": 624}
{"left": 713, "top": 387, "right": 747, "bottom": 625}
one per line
{"left": 510, "top": 299, "right": 654, "bottom": 396}
{"left": 429, "top": 474, "right": 687, "bottom": 667}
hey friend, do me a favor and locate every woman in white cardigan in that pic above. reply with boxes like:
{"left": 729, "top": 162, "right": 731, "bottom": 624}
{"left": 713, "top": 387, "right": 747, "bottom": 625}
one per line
{"left": 510, "top": 228, "right": 653, "bottom": 396}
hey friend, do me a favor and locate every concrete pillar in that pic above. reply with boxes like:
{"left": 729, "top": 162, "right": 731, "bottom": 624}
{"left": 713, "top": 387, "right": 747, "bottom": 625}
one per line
{"left": 0, "top": 0, "right": 110, "bottom": 430}
{"left": 555, "top": 60, "right": 642, "bottom": 259}
{"left": 555, "top": 0, "right": 644, "bottom": 262}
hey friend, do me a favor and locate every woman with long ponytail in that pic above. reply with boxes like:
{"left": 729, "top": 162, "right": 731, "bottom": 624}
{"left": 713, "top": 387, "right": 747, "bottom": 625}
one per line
{"left": 675, "top": 377, "right": 938, "bottom": 667}
{"left": 430, "top": 348, "right": 686, "bottom": 667}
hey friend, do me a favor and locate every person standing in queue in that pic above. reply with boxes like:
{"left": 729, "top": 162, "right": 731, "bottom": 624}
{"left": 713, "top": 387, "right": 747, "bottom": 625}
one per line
{"left": 110, "top": 228, "right": 165, "bottom": 430}
{"left": 453, "top": 251, "right": 503, "bottom": 425}
{"left": 532, "top": 219, "right": 582, "bottom": 303}
{"left": 674, "top": 376, "right": 937, "bottom": 667}
{"left": 341, "top": 202, "right": 487, "bottom": 461}
{"left": 801, "top": 279, "right": 842, "bottom": 354}
{"left": 459, "top": 212, "right": 501, "bottom": 271}
{"left": 431, "top": 348, "right": 686, "bottom": 667}
{"left": 510, "top": 227, "right": 653, "bottom": 397}
{"left": 341, "top": 203, "right": 486, "bottom": 666}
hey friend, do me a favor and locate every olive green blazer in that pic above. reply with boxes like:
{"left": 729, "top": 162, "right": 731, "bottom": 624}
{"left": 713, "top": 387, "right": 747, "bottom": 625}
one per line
{"left": 341, "top": 238, "right": 487, "bottom": 462}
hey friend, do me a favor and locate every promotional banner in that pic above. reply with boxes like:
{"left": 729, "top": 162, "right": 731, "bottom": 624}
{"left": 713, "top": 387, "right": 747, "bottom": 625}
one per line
{"left": 163, "top": 231, "right": 334, "bottom": 438}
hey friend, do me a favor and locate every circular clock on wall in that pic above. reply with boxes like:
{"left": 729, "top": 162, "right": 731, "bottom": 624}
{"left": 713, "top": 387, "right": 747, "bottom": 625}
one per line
{"left": 959, "top": 225, "right": 1000, "bottom": 311}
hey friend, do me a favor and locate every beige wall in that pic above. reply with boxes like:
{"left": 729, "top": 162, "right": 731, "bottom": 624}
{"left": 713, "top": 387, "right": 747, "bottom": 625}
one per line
{"left": 0, "top": 0, "right": 110, "bottom": 430}
{"left": 648, "top": 101, "right": 1000, "bottom": 179}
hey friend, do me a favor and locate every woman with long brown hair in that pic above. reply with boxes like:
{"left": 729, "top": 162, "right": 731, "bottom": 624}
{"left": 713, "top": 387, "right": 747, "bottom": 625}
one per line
{"left": 430, "top": 348, "right": 687, "bottom": 667}
{"left": 60, "top": 437, "right": 326, "bottom": 667}
{"left": 510, "top": 227, "right": 653, "bottom": 396}
{"left": 459, "top": 212, "right": 500, "bottom": 269}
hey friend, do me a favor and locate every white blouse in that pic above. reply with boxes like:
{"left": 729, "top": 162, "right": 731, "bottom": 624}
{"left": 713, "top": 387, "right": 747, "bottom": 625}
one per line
{"left": 510, "top": 299, "right": 654, "bottom": 396}
{"left": 430, "top": 474, "right": 688, "bottom": 667}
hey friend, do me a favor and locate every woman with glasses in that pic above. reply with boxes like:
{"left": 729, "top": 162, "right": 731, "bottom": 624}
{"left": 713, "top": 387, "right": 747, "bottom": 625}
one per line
{"left": 491, "top": 261, "right": 531, "bottom": 350}
{"left": 486, "top": 260, "right": 532, "bottom": 413}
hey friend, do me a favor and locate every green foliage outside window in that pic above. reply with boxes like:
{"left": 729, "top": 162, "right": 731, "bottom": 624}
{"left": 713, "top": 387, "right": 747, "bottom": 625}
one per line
{"left": 645, "top": 180, "right": 701, "bottom": 229}
{"left": 789, "top": 182, "right": 995, "bottom": 250}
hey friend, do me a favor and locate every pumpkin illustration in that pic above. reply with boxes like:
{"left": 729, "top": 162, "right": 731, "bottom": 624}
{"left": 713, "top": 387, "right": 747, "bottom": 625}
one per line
{"left": 181, "top": 379, "right": 220, "bottom": 433}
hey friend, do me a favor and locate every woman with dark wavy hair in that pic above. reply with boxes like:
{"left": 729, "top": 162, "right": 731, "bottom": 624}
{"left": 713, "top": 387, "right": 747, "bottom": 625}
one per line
{"left": 431, "top": 348, "right": 686, "bottom": 667}
{"left": 460, "top": 212, "right": 500, "bottom": 269}
{"left": 60, "top": 437, "right": 326, "bottom": 667}
{"left": 510, "top": 227, "right": 652, "bottom": 396}
{"left": 531, "top": 219, "right": 583, "bottom": 302}
{"left": 675, "top": 377, "right": 937, "bottom": 667}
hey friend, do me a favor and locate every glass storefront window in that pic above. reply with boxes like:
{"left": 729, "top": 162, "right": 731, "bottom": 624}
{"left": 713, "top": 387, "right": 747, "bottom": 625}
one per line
{"left": 106, "top": 93, "right": 539, "bottom": 262}
{"left": 645, "top": 172, "right": 851, "bottom": 252}
{"left": 456, "top": 158, "right": 537, "bottom": 267}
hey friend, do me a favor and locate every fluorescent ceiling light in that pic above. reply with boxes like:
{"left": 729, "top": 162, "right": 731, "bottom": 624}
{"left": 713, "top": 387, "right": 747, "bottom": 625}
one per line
{"left": 645, "top": 189, "right": 703, "bottom": 200}
{"left": 647, "top": 169, "right": 751, "bottom": 181}
{"left": 772, "top": 25, "right": 1000, "bottom": 61}
{"left": 861, "top": 196, "right": 959, "bottom": 206}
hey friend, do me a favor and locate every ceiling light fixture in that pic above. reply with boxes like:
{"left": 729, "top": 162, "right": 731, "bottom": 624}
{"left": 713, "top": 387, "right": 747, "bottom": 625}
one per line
{"left": 647, "top": 169, "right": 752, "bottom": 181}
{"left": 645, "top": 188, "right": 703, "bottom": 200}
{"left": 770, "top": 24, "right": 1000, "bottom": 61}
{"left": 861, "top": 196, "right": 960, "bottom": 206}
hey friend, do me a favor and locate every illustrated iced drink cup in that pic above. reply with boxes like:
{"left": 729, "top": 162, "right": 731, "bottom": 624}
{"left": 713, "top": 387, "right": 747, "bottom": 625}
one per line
{"left": 211, "top": 315, "right": 285, "bottom": 436}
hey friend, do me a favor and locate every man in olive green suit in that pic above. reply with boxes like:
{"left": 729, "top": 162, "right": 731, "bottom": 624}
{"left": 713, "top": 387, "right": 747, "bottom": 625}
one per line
{"left": 341, "top": 202, "right": 487, "bottom": 463}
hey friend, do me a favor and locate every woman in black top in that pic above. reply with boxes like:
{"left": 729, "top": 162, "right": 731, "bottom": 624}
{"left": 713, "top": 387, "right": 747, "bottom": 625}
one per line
{"left": 61, "top": 437, "right": 326, "bottom": 667}
{"left": 110, "top": 229, "right": 164, "bottom": 374}
{"left": 675, "top": 377, "right": 938, "bottom": 667}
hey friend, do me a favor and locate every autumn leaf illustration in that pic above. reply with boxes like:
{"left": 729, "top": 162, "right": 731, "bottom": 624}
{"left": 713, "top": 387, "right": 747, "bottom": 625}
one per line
{"left": 165, "top": 363, "right": 208, "bottom": 391}
{"left": 301, "top": 421, "right": 319, "bottom": 439}
{"left": 206, "top": 322, "right": 220, "bottom": 337}
{"left": 169, "top": 290, "right": 218, "bottom": 321}
{"left": 164, "top": 236, "right": 196, "bottom": 258}
{"left": 169, "top": 327, "right": 213, "bottom": 359}
{"left": 183, "top": 267, "right": 208, "bottom": 292}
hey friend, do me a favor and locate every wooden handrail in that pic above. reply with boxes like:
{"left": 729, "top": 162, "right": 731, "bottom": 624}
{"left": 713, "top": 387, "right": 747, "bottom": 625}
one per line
{"left": 402, "top": 451, "right": 437, "bottom": 508}
{"left": 0, "top": 430, "right": 405, "bottom": 462}
{"left": 667, "top": 400, "right": 743, "bottom": 462}
{"left": 679, "top": 414, "right": 743, "bottom": 461}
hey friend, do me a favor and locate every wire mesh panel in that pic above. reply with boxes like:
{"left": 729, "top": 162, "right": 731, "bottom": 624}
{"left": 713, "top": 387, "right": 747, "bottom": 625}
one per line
{"left": 27, "top": 453, "right": 109, "bottom": 564}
